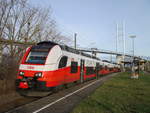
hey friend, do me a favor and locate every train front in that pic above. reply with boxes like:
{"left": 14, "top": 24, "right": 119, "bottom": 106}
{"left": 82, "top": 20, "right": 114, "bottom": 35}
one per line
{"left": 16, "top": 41, "right": 61, "bottom": 93}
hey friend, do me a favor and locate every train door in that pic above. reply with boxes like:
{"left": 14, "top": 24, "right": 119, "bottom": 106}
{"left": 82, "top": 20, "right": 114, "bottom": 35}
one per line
{"left": 80, "top": 59, "right": 85, "bottom": 83}
{"left": 96, "top": 63, "right": 100, "bottom": 79}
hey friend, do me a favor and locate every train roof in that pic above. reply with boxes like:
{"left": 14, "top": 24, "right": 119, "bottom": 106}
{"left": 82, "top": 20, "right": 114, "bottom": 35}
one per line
{"left": 102, "top": 60, "right": 112, "bottom": 63}
{"left": 102, "top": 60, "right": 119, "bottom": 66}
{"left": 37, "top": 41, "right": 100, "bottom": 60}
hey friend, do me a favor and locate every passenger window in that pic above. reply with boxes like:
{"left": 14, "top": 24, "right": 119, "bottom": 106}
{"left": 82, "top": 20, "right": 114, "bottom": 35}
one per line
{"left": 71, "top": 61, "right": 78, "bottom": 73}
{"left": 99, "top": 65, "right": 103, "bottom": 70}
{"left": 86, "top": 67, "right": 95, "bottom": 75}
{"left": 58, "top": 56, "right": 68, "bottom": 68}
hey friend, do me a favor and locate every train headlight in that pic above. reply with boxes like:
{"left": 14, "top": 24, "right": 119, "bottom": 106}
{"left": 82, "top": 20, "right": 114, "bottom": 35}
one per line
{"left": 19, "top": 71, "right": 24, "bottom": 76}
{"left": 35, "top": 72, "right": 43, "bottom": 78}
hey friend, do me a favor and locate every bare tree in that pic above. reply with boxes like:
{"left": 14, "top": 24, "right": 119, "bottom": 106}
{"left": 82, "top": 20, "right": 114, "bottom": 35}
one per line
{"left": 0, "top": 0, "right": 14, "bottom": 62}
{"left": 0, "top": 0, "right": 73, "bottom": 62}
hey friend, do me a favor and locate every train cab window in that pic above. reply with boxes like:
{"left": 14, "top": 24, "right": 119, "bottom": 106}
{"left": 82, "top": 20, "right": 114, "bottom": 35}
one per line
{"left": 71, "top": 61, "right": 78, "bottom": 73}
{"left": 26, "top": 51, "right": 48, "bottom": 64}
{"left": 58, "top": 56, "right": 68, "bottom": 68}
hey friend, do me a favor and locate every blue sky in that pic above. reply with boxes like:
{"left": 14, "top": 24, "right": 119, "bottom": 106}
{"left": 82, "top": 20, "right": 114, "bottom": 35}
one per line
{"left": 29, "top": 0, "right": 150, "bottom": 57}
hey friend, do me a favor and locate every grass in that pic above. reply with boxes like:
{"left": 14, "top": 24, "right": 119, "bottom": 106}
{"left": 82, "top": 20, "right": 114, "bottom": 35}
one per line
{"left": 72, "top": 72, "right": 150, "bottom": 113}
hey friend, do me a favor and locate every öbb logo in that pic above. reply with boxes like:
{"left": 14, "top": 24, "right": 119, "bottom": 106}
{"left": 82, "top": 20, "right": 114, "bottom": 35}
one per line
{"left": 27, "top": 66, "right": 34, "bottom": 69}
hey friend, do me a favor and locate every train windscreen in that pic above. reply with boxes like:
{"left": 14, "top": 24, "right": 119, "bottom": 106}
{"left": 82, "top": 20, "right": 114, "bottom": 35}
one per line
{"left": 25, "top": 51, "right": 49, "bottom": 64}
{"left": 25, "top": 42, "right": 57, "bottom": 64}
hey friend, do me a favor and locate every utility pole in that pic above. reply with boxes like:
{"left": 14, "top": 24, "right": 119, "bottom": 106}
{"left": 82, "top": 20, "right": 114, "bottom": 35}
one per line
{"left": 123, "top": 21, "right": 126, "bottom": 57}
{"left": 116, "top": 23, "right": 119, "bottom": 65}
{"left": 129, "top": 35, "right": 136, "bottom": 78}
{"left": 25, "top": 22, "right": 30, "bottom": 43}
{"left": 74, "top": 33, "right": 77, "bottom": 49}
{"left": 123, "top": 21, "right": 126, "bottom": 72}
{"left": 110, "top": 55, "right": 113, "bottom": 63}
{"left": 116, "top": 23, "right": 119, "bottom": 53}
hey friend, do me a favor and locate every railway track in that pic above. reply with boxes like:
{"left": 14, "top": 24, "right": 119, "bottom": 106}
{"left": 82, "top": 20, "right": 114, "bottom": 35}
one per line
{"left": 0, "top": 95, "right": 39, "bottom": 113}
{"left": 4, "top": 73, "right": 119, "bottom": 113}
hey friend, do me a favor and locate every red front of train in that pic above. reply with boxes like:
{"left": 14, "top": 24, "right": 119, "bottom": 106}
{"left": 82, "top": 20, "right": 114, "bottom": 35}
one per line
{"left": 16, "top": 41, "right": 86, "bottom": 91}
{"left": 16, "top": 41, "right": 68, "bottom": 91}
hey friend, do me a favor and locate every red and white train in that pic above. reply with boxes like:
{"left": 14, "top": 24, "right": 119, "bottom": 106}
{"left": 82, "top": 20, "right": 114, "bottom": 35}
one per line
{"left": 16, "top": 41, "right": 120, "bottom": 96}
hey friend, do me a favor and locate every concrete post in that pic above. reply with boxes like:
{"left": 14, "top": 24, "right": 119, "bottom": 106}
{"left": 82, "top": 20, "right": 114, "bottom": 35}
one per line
{"left": 116, "top": 55, "right": 125, "bottom": 72}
